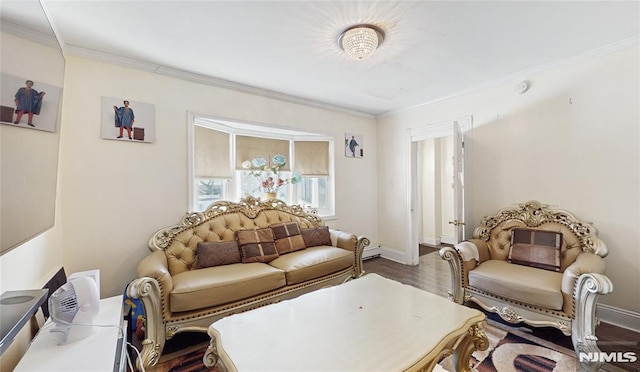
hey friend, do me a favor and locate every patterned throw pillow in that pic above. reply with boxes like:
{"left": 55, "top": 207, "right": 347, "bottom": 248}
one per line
{"left": 236, "top": 228, "right": 279, "bottom": 263}
{"left": 271, "top": 222, "right": 306, "bottom": 254}
{"left": 300, "top": 226, "right": 332, "bottom": 248}
{"left": 508, "top": 228, "right": 563, "bottom": 271}
{"left": 193, "top": 240, "right": 241, "bottom": 269}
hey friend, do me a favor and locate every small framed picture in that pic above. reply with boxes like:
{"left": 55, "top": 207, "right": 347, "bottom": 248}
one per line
{"left": 345, "top": 133, "right": 363, "bottom": 158}
{"left": 100, "top": 96, "right": 155, "bottom": 143}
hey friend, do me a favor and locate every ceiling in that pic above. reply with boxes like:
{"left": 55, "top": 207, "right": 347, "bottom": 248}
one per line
{"left": 2, "top": 1, "right": 638, "bottom": 116}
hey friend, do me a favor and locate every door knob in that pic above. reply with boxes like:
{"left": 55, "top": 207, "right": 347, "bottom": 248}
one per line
{"left": 449, "top": 220, "right": 465, "bottom": 226}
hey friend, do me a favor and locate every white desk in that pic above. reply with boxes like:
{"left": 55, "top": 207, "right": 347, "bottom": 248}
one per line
{"left": 14, "top": 296, "right": 127, "bottom": 372}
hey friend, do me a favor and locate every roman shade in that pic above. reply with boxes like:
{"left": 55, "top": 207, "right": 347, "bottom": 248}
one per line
{"left": 194, "top": 126, "right": 232, "bottom": 178}
{"left": 235, "top": 136, "right": 290, "bottom": 171}
{"left": 294, "top": 141, "right": 329, "bottom": 176}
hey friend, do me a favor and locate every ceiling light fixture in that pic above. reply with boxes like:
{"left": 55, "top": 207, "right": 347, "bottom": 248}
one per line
{"left": 338, "top": 24, "right": 385, "bottom": 61}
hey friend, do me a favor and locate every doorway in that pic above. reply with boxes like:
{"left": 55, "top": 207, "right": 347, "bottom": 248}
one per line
{"left": 407, "top": 116, "right": 472, "bottom": 265}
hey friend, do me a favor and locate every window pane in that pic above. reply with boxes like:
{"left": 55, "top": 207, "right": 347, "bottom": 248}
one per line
{"left": 196, "top": 178, "right": 225, "bottom": 210}
{"left": 317, "top": 177, "right": 328, "bottom": 209}
{"left": 296, "top": 177, "right": 328, "bottom": 209}
{"left": 240, "top": 171, "right": 291, "bottom": 201}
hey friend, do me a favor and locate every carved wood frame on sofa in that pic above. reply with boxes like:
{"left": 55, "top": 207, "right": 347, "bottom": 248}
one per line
{"left": 439, "top": 201, "right": 613, "bottom": 371}
{"left": 126, "top": 197, "right": 369, "bottom": 370}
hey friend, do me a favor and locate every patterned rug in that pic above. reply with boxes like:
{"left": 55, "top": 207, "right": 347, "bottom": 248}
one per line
{"left": 438, "top": 319, "right": 577, "bottom": 372}
{"left": 155, "top": 319, "right": 576, "bottom": 372}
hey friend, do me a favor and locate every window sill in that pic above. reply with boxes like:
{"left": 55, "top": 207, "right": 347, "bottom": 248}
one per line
{"left": 321, "top": 214, "right": 337, "bottom": 221}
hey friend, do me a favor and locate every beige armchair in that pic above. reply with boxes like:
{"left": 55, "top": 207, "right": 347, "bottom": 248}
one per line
{"left": 439, "top": 201, "right": 613, "bottom": 371}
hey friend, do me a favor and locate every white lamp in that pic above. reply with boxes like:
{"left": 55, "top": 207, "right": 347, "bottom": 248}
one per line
{"left": 339, "top": 24, "right": 385, "bottom": 60}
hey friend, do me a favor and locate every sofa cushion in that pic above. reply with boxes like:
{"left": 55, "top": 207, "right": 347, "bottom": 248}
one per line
{"left": 237, "top": 228, "right": 279, "bottom": 263}
{"left": 170, "top": 263, "right": 286, "bottom": 312}
{"left": 469, "top": 260, "right": 563, "bottom": 310}
{"left": 300, "top": 226, "right": 332, "bottom": 247}
{"left": 271, "top": 222, "right": 306, "bottom": 254}
{"left": 509, "top": 228, "right": 562, "bottom": 272}
{"left": 268, "top": 246, "right": 353, "bottom": 285}
{"left": 193, "top": 240, "right": 241, "bottom": 269}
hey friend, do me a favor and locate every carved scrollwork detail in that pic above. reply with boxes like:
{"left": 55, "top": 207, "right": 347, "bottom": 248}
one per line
{"left": 469, "top": 324, "right": 490, "bottom": 352}
{"left": 148, "top": 196, "right": 324, "bottom": 251}
{"left": 453, "top": 322, "right": 489, "bottom": 372}
{"left": 498, "top": 306, "right": 524, "bottom": 323}
{"left": 473, "top": 200, "right": 606, "bottom": 256}
{"left": 556, "top": 321, "right": 570, "bottom": 334}
{"left": 166, "top": 325, "right": 179, "bottom": 339}
{"left": 136, "top": 338, "right": 161, "bottom": 371}
{"left": 203, "top": 340, "right": 219, "bottom": 368}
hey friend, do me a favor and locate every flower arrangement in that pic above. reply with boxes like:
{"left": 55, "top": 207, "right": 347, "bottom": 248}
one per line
{"left": 242, "top": 154, "right": 302, "bottom": 194}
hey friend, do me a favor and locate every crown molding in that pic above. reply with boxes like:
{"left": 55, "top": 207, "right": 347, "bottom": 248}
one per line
{"left": 379, "top": 35, "right": 640, "bottom": 118}
{"left": 61, "top": 45, "right": 374, "bottom": 120}
{"left": 0, "top": 21, "right": 59, "bottom": 49}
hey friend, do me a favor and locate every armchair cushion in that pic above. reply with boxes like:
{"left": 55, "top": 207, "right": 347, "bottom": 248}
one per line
{"left": 237, "top": 228, "right": 279, "bottom": 263}
{"left": 508, "top": 228, "right": 562, "bottom": 272}
{"left": 469, "top": 260, "right": 563, "bottom": 310}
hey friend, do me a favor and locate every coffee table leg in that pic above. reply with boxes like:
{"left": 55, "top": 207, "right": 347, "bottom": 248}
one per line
{"left": 203, "top": 331, "right": 236, "bottom": 372}
{"left": 452, "top": 323, "right": 489, "bottom": 372}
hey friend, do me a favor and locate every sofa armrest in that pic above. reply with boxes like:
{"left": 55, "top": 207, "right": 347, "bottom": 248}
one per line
{"left": 130, "top": 250, "right": 173, "bottom": 321}
{"left": 126, "top": 250, "right": 173, "bottom": 369}
{"left": 330, "top": 229, "right": 356, "bottom": 251}
{"left": 460, "top": 239, "right": 491, "bottom": 263}
{"left": 561, "top": 252, "right": 609, "bottom": 316}
{"left": 439, "top": 246, "right": 466, "bottom": 304}
{"left": 329, "top": 229, "right": 369, "bottom": 278}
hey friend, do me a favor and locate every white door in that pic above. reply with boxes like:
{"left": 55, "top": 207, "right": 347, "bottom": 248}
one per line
{"left": 407, "top": 116, "right": 472, "bottom": 264}
{"left": 450, "top": 120, "right": 465, "bottom": 244}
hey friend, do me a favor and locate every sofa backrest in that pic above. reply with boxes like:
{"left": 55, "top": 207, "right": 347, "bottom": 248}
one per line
{"left": 149, "top": 197, "right": 323, "bottom": 275}
{"left": 472, "top": 201, "right": 608, "bottom": 272}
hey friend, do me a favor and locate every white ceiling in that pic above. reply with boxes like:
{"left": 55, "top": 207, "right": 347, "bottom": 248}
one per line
{"left": 2, "top": 1, "right": 638, "bottom": 116}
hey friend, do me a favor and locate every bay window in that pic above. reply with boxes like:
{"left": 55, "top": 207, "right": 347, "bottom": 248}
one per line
{"left": 189, "top": 116, "right": 334, "bottom": 217}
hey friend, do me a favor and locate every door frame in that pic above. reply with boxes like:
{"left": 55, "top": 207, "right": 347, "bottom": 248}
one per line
{"left": 406, "top": 116, "right": 473, "bottom": 265}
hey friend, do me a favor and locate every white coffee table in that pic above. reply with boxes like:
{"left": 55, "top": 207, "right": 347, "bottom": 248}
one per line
{"left": 204, "top": 273, "right": 487, "bottom": 372}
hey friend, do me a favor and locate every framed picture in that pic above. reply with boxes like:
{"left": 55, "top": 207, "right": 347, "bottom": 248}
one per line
{"left": 0, "top": 73, "right": 62, "bottom": 133}
{"left": 100, "top": 97, "right": 155, "bottom": 143}
{"left": 345, "top": 133, "right": 363, "bottom": 158}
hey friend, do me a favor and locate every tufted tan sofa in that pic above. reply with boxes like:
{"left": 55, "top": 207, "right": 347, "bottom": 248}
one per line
{"left": 127, "top": 197, "right": 369, "bottom": 370}
{"left": 439, "top": 201, "right": 613, "bottom": 371}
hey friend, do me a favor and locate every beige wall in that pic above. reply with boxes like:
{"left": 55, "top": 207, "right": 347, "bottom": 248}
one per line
{"left": 58, "top": 56, "right": 378, "bottom": 298}
{"left": 377, "top": 46, "right": 639, "bottom": 313}
{"left": 0, "top": 33, "right": 64, "bottom": 293}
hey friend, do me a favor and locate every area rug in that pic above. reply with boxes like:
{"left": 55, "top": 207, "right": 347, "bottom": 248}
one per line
{"left": 438, "top": 318, "right": 577, "bottom": 372}
{"left": 155, "top": 319, "right": 576, "bottom": 372}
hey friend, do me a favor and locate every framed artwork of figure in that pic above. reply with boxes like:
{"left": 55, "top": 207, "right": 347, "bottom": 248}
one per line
{"left": 0, "top": 73, "right": 61, "bottom": 133}
{"left": 100, "top": 96, "right": 155, "bottom": 143}
{"left": 345, "top": 133, "right": 363, "bottom": 158}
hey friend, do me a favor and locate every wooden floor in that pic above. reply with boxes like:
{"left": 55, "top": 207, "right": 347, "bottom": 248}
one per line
{"left": 364, "top": 251, "right": 640, "bottom": 372}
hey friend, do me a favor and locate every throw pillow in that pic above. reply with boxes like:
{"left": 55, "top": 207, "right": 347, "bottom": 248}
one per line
{"left": 300, "top": 226, "right": 332, "bottom": 248}
{"left": 236, "top": 228, "right": 279, "bottom": 263}
{"left": 193, "top": 240, "right": 241, "bottom": 269}
{"left": 508, "top": 228, "right": 562, "bottom": 271}
{"left": 271, "top": 222, "right": 306, "bottom": 254}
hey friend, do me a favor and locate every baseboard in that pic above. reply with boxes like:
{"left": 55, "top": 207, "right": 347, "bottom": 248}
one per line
{"left": 598, "top": 303, "right": 640, "bottom": 333}
{"left": 379, "top": 246, "right": 410, "bottom": 264}
{"left": 421, "top": 237, "right": 441, "bottom": 246}
{"left": 363, "top": 246, "right": 381, "bottom": 260}
{"left": 440, "top": 236, "right": 455, "bottom": 245}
